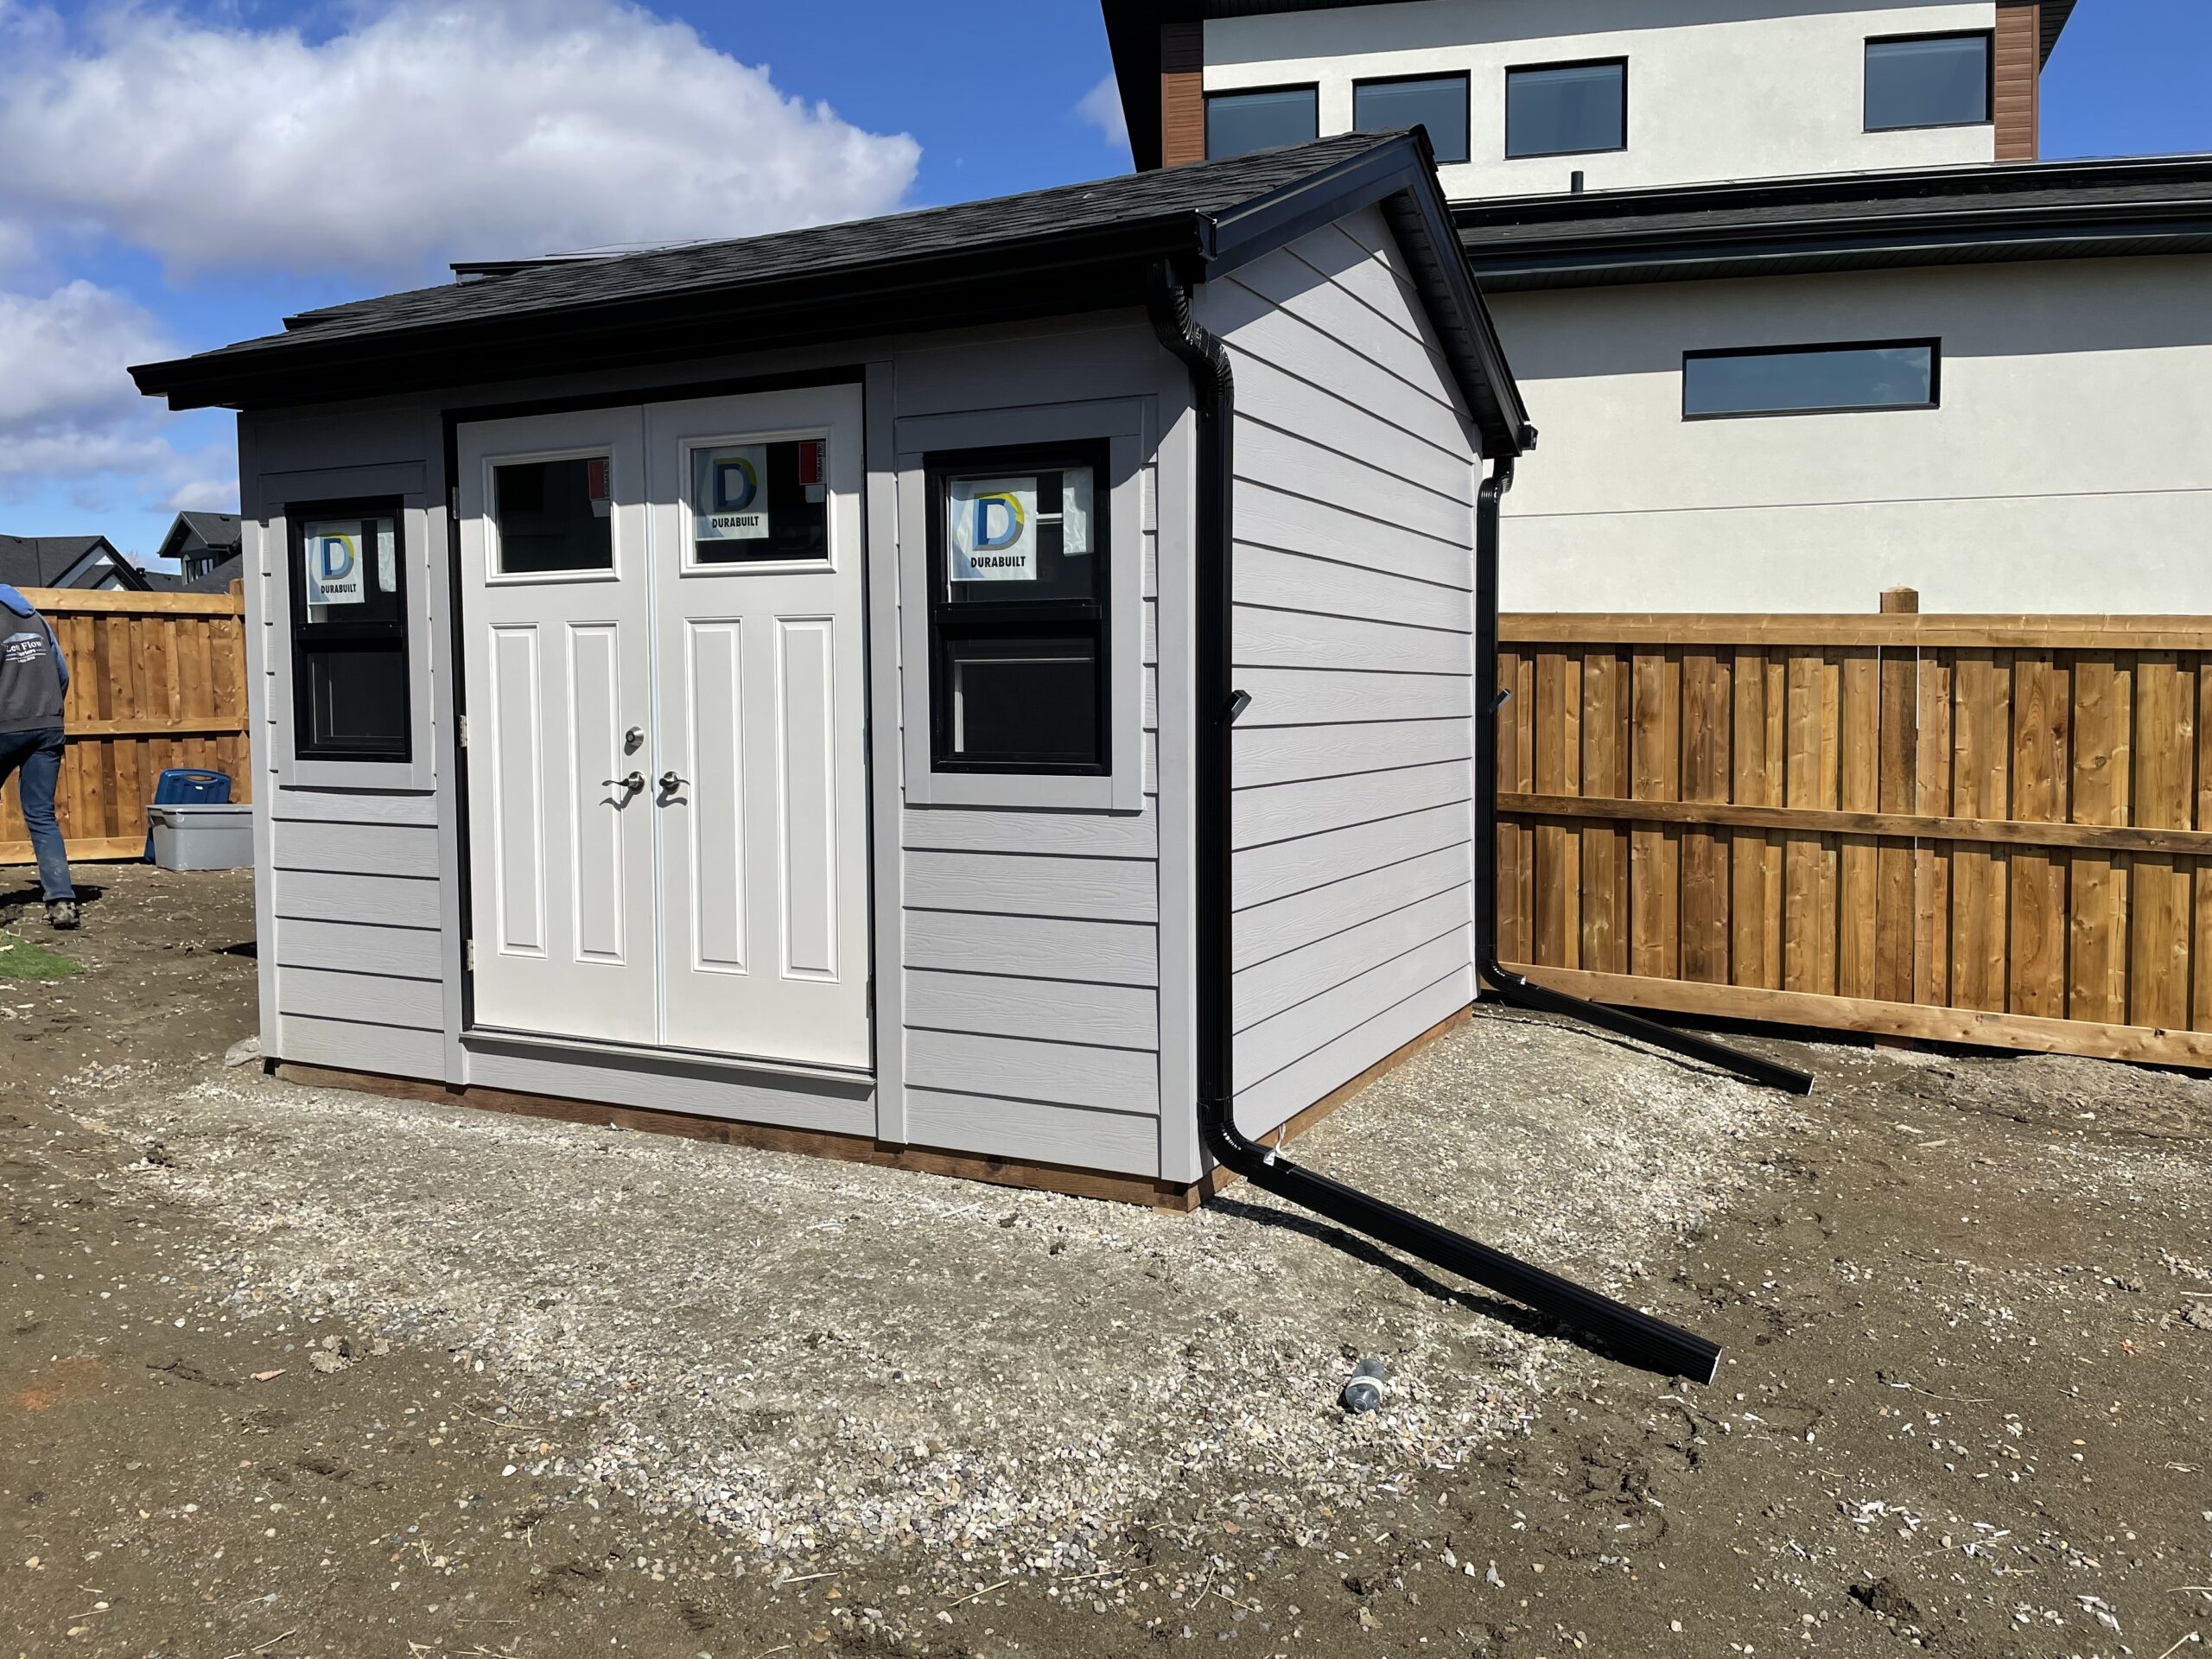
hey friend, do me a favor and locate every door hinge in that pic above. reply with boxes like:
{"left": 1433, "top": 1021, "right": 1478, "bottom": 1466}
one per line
{"left": 466, "top": 939, "right": 476, "bottom": 971}
{"left": 458, "top": 714, "right": 469, "bottom": 749}
{"left": 448, "top": 484, "right": 459, "bottom": 519}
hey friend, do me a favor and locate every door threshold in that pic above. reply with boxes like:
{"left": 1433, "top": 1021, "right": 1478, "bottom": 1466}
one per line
{"left": 463, "top": 1025, "right": 874, "bottom": 1088}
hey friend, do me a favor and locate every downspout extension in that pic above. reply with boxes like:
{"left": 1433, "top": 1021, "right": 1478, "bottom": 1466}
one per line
{"left": 1472, "top": 466, "right": 1815, "bottom": 1098}
{"left": 1148, "top": 260, "right": 1724, "bottom": 1385}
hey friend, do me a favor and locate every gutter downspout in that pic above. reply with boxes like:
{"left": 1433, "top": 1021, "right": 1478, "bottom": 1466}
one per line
{"left": 1473, "top": 467, "right": 1815, "bottom": 1098}
{"left": 1148, "top": 261, "right": 1725, "bottom": 1385}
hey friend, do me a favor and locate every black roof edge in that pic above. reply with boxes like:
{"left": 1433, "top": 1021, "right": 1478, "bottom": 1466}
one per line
{"left": 1198, "top": 130, "right": 1531, "bottom": 456}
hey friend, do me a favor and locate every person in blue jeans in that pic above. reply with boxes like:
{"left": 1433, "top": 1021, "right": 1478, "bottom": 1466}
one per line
{"left": 0, "top": 584, "right": 77, "bottom": 930}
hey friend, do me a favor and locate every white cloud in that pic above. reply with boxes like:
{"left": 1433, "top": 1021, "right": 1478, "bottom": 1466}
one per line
{"left": 1078, "top": 73, "right": 1130, "bottom": 149}
{"left": 0, "top": 279, "right": 175, "bottom": 479}
{"left": 0, "top": 0, "right": 924, "bottom": 280}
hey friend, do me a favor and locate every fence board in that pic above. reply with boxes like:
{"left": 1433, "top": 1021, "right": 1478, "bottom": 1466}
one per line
{"left": 1498, "top": 608, "right": 2212, "bottom": 1071}
{"left": 0, "top": 586, "right": 251, "bottom": 866}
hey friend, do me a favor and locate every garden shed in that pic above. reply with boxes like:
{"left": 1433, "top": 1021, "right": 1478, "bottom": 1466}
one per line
{"left": 132, "top": 130, "right": 1536, "bottom": 1211}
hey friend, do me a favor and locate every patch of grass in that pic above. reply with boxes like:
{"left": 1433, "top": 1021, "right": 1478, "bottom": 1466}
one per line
{"left": 0, "top": 929, "right": 82, "bottom": 980}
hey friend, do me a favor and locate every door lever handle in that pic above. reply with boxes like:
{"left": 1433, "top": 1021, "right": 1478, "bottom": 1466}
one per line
{"left": 602, "top": 772, "right": 645, "bottom": 802}
{"left": 658, "top": 771, "right": 688, "bottom": 797}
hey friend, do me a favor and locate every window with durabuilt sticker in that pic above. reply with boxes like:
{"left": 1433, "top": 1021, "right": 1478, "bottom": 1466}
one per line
{"left": 289, "top": 499, "right": 409, "bottom": 762}
{"left": 926, "top": 444, "right": 1109, "bottom": 773}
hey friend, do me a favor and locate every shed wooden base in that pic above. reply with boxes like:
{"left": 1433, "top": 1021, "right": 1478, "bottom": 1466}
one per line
{"left": 270, "top": 1006, "right": 1472, "bottom": 1211}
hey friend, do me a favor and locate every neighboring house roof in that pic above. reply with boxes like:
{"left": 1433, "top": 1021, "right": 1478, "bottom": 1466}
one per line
{"left": 1454, "top": 153, "right": 2212, "bottom": 290}
{"left": 1102, "top": 0, "right": 2080, "bottom": 173}
{"left": 0, "top": 534, "right": 146, "bottom": 590}
{"left": 132, "top": 131, "right": 1533, "bottom": 456}
{"left": 154, "top": 510, "right": 244, "bottom": 565}
{"left": 143, "top": 551, "right": 245, "bottom": 594}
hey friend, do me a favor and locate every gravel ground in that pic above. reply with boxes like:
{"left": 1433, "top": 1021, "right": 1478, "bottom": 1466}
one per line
{"left": 87, "top": 1008, "right": 1783, "bottom": 1583}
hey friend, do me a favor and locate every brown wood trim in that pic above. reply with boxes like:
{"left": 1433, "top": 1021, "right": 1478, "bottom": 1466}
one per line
{"left": 68, "top": 716, "right": 248, "bottom": 740}
{"left": 269, "top": 1006, "right": 1475, "bottom": 1213}
{"left": 1994, "top": 0, "right": 2042, "bottom": 162}
{"left": 1502, "top": 963, "right": 2212, "bottom": 1072}
{"left": 1, "top": 834, "right": 151, "bottom": 864}
{"left": 1499, "top": 791, "right": 2212, "bottom": 858}
{"left": 1499, "top": 613, "right": 2212, "bottom": 651}
{"left": 1160, "top": 20, "right": 1206, "bottom": 168}
{"left": 16, "top": 586, "right": 244, "bottom": 617}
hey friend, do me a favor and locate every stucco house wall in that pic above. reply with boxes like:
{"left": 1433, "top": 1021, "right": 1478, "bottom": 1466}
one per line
{"left": 1205, "top": 0, "right": 2000, "bottom": 196}
{"left": 1486, "top": 254, "right": 2212, "bottom": 613}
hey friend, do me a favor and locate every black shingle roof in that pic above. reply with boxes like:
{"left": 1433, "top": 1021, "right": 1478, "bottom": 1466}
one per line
{"left": 1455, "top": 154, "right": 2212, "bottom": 289}
{"left": 168, "top": 133, "right": 1389, "bottom": 363}
{"left": 0, "top": 535, "right": 127, "bottom": 591}
{"left": 130, "top": 131, "right": 1531, "bottom": 455}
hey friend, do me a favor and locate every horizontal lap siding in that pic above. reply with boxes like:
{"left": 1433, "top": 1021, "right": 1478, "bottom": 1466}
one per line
{"left": 897, "top": 437, "right": 1164, "bottom": 1174}
{"left": 269, "top": 810, "right": 445, "bottom": 1078}
{"left": 1201, "top": 208, "right": 1481, "bottom": 1138}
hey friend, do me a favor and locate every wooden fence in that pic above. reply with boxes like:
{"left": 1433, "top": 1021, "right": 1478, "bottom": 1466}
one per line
{"left": 0, "top": 586, "right": 249, "bottom": 866}
{"left": 1495, "top": 606, "right": 2212, "bottom": 1069}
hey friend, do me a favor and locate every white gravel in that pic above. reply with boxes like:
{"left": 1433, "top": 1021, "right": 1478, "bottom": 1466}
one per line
{"left": 81, "top": 1007, "right": 1791, "bottom": 1579}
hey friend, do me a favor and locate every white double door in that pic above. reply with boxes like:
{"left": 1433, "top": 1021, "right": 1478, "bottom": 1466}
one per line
{"left": 458, "top": 386, "right": 870, "bottom": 1068}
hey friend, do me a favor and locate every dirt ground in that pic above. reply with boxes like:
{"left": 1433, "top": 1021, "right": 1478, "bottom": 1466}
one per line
{"left": 3, "top": 866, "right": 2209, "bottom": 1659}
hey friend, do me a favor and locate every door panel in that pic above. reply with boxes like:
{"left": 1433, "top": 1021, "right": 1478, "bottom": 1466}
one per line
{"left": 647, "top": 386, "right": 872, "bottom": 1067}
{"left": 459, "top": 408, "right": 656, "bottom": 1046}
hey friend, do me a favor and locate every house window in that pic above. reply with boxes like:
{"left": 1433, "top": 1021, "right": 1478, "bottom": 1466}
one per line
{"left": 1683, "top": 341, "right": 1940, "bottom": 419}
{"left": 492, "top": 455, "right": 613, "bottom": 573}
{"left": 289, "top": 500, "right": 410, "bottom": 762}
{"left": 1865, "top": 33, "right": 1991, "bottom": 130}
{"left": 1205, "top": 86, "right": 1319, "bottom": 159}
{"left": 926, "top": 445, "right": 1109, "bottom": 774}
{"left": 1506, "top": 59, "right": 1626, "bottom": 157}
{"left": 1354, "top": 73, "right": 1471, "bottom": 164}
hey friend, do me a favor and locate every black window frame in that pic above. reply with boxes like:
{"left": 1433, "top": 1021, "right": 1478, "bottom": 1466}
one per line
{"left": 1204, "top": 82, "right": 1319, "bottom": 159}
{"left": 287, "top": 495, "right": 412, "bottom": 764}
{"left": 1352, "top": 70, "right": 1471, "bottom": 164}
{"left": 1504, "top": 55, "right": 1628, "bottom": 160}
{"left": 925, "top": 442, "right": 1113, "bottom": 779}
{"left": 1681, "top": 339, "right": 1942, "bottom": 421}
{"left": 1863, "top": 30, "right": 1993, "bottom": 132}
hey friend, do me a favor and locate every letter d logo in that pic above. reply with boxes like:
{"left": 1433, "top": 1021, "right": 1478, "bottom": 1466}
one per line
{"left": 972, "top": 493, "right": 1024, "bottom": 550}
{"left": 316, "top": 534, "right": 355, "bottom": 582}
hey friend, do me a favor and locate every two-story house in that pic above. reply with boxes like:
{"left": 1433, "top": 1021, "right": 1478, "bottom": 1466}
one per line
{"left": 1106, "top": 1, "right": 2212, "bottom": 612}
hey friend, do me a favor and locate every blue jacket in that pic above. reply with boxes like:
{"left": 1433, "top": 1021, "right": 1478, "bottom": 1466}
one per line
{"left": 0, "top": 584, "right": 69, "bottom": 734}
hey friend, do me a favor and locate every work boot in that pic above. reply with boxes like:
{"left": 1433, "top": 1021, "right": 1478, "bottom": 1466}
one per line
{"left": 46, "top": 899, "right": 79, "bottom": 931}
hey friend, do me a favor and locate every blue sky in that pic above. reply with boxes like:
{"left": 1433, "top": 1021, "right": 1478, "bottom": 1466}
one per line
{"left": 2, "top": 0, "right": 2205, "bottom": 564}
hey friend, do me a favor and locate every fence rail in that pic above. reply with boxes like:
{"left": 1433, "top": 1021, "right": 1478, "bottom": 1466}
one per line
{"left": 1, "top": 585, "right": 249, "bottom": 867}
{"left": 1496, "top": 607, "right": 2212, "bottom": 1069}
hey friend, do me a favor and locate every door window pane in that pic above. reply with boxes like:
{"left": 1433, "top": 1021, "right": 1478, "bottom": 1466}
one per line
{"left": 1205, "top": 86, "right": 1319, "bottom": 159}
{"left": 1506, "top": 60, "right": 1626, "bottom": 157}
{"left": 948, "top": 635, "right": 1101, "bottom": 766}
{"left": 690, "top": 435, "right": 831, "bottom": 564}
{"left": 494, "top": 455, "right": 613, "bottom": 573}
{"left": 1865, "top": 34, "right": 1990, "bottom": 130}
{"left": 1354, "top": 74, "right": 1471, "bottom": 164}
{"left": 1684, "top": 342, "right": 1937, "bottom": 417}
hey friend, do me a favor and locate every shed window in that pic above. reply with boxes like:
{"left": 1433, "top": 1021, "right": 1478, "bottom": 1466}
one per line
{"left": 1354, "top": 73, "right": 1471, "bottom": 164}
{"left": 1865, "top": 33, "right": 1991, "bottom": 130}
{"left": 926, "top": 445, "right": 1109, "bottom": 773}
{"left": 1506, "top": 59, "right": 1626, "bottom": 157}
{"left": 1683, "top": 340, "right": 1939, "bottom": 418}
{"left": 688, "top": 435, "right": 830, "bottom": 565}
{"left": 1205, "top": 86, "right": 1318, "bottom": 159}
{"left": 289, "top": 501, "right": 410, "bottom": 762}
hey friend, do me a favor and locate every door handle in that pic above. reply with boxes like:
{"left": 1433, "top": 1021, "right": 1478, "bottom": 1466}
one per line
{"left": 603, "top": 771, "right": 645, "bottom": 803}
{"left": 658, "top": 771, "right": 688, "bottom": 798}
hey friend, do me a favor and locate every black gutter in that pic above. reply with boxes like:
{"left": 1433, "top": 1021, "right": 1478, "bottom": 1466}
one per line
{"left": 1148, "top": 257, "right": 1726, "bottom": 1385}
{"left": 1471, "top": 467, "right": 1815, "bottom": 1099}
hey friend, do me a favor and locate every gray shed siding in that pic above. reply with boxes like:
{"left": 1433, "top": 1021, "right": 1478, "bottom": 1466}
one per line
{"left": 239, "top": 318, "right": 1194, "bottom": 1180}
{"left": 1198, "top": 207, "right": 1483, "bottom": 1139}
